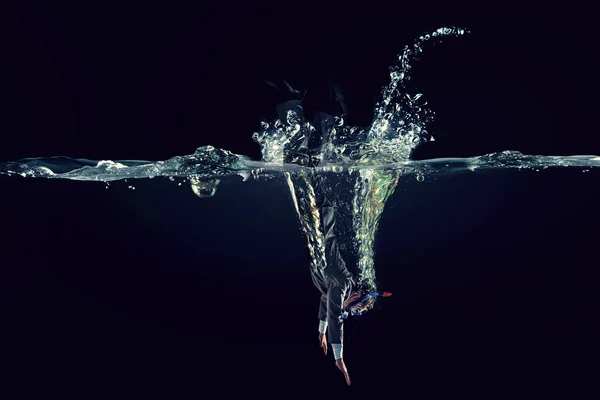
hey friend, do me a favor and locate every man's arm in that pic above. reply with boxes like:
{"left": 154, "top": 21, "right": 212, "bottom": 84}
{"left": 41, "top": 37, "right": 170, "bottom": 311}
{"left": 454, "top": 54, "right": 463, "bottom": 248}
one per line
{"left": 318, "top": 293, "right": 327, "bottom": 329}
{"left": 326, "top": 280, "right": 351, "bottom": 359}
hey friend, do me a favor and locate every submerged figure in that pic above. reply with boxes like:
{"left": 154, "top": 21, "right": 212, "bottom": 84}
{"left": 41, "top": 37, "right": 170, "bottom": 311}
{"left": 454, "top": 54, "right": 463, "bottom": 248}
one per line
{"left": 312, "top": 174, "right": 390, "bottom": 386}
{"left": 275, "top": 81, "right": 392, "bottom": 385}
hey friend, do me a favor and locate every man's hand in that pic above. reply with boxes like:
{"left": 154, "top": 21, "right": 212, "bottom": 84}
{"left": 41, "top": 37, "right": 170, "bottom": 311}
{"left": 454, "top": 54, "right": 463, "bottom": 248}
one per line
{"left": 343, "top": 291, "right": 362, "bottom": 310}
{"left": 319, "top": 333, "right": 327, "bottom": 355}
{"left": 335, "top": 358, "right": 351, "bottom": 386}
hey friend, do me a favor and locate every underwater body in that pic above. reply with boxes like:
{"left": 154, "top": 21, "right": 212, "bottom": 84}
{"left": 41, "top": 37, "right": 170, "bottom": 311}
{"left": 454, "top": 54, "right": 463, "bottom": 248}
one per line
{"left": 2, "top": 27, "right": 599, "bottom": 297}
{"left": 2, "top": 26, "right": 600, "bottom": 394}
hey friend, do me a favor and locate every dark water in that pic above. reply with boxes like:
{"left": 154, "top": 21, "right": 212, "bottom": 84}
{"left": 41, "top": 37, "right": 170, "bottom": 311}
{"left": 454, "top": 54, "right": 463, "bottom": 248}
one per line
{"left": 2, "top": 168, "right": 599, "bottom": 396}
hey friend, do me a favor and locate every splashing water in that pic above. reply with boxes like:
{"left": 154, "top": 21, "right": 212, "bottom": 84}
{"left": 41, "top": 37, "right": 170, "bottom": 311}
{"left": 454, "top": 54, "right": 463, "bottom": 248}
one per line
{"left": 252, "top": 26, "right": 467, "bottom": 165}
{"left": 2, "top": 27, "right": 599, "bottom": 294}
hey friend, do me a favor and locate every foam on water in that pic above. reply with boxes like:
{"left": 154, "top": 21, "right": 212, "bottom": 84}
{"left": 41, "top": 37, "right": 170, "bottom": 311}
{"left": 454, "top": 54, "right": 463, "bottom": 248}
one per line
{"left": 2, "top": 150, "right": 598, "bottom": 182}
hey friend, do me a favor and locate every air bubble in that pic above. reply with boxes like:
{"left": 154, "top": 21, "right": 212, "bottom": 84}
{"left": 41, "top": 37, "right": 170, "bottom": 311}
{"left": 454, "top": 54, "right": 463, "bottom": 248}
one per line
{"left": 251, "top": 168, "right": 264, "bottom": 180}
{"left": 190, "top": 178, "right": 220, "bottom": 198}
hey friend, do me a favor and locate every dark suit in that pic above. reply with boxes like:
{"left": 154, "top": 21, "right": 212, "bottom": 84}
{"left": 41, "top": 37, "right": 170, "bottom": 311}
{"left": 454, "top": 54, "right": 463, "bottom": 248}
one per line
{"left": 277, "top": 96, "right": 355, "bottom": 347}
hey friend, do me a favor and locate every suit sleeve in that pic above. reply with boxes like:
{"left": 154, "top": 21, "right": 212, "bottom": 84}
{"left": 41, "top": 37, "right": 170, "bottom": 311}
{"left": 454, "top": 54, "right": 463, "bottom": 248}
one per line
{"left": 326, "top": 279, "right": 351, "bottom": 346}
{"left": 318, "top": 294, "right": 328, "bottom": 333}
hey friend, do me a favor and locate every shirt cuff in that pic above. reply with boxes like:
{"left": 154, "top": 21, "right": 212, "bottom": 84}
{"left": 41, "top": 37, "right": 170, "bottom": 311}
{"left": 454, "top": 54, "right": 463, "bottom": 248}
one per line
{"left": 332, "top": 343, "right": 343, "bottom": 360}
{"left": 318, "top": 320, "right": 327, "bottom": 334}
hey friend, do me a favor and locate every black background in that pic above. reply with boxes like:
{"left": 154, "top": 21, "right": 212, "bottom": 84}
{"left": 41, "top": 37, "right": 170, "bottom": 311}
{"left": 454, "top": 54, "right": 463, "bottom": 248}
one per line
{"left": 1, "top": 0, "right": 599, "bottom": 397}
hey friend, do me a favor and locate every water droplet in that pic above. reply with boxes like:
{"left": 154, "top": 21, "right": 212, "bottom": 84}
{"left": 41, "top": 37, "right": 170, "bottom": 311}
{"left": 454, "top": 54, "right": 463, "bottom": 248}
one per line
{"left": 169, "top": 176, "right": 175, "bottom": 181}
{"left": 390, "top": 71, "right": 404, "bottom": 81}
{"left": 416, "top": 174, "right": 425, "bottom": 182}
{"left": 128, "top": 186, "right": 135, "bottom": 190}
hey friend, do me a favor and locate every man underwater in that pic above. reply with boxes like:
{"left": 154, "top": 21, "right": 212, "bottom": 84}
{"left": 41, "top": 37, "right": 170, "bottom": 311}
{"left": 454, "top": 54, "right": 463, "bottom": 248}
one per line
{"left": 273, "top": 81, "right": 391, "bottom": 385}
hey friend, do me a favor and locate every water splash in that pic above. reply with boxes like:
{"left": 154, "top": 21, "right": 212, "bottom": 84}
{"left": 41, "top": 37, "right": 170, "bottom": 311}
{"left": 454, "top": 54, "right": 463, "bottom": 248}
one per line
{"left": 351, "top": 169, "right": 400, "bottom": 291}
{"left": 1, "top": 27, "right": 599, "bottom": 295}
{"left": 252, "top": 26, "right": 468, "bottom": 165}
{"left": 365, "top": 27, "right": 467, "bottom": 161}
{"left": 284, "top": 172, "right": 327, "bottom": 273}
